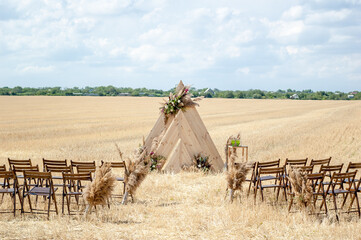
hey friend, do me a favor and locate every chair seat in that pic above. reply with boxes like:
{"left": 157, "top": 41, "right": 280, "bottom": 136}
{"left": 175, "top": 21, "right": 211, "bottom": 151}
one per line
{"left": 344, "top": 178, "right": 359, "bottom": 183}
{"left": 0, "top": 182, "right": 8, "bottom": 187}
{"left": 257, "top": 175, "right": 277, "bottom": 181}
{"left": 52, "top": 176, "right": 63, "bottom": 180}
{"left": 28, "top": 187, "right": 58, "bottom": 196}
{"left": 66, "top": 191, "right": 82, "bottom": 195}
{"left": 0, "top": 188, "right": 15, "bottom": 193}
{"left": 116, "top": 177, "right": 124, "bottom": 181}
{"left": 326, "top": 189, "right": 348, "bottom": 194}
{"left": 261, "top": 184, "right": 285, "bottom": 189}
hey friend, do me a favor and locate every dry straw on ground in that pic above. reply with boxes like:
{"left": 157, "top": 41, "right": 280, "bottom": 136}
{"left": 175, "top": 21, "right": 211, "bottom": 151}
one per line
{"left": 1, "top": 96, "right": 361, "bottom": 239}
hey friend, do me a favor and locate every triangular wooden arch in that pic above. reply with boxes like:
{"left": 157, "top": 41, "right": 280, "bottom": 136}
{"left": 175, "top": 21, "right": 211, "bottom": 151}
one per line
{"left": 145, "top": 84, "right": 223, "bottom": 173}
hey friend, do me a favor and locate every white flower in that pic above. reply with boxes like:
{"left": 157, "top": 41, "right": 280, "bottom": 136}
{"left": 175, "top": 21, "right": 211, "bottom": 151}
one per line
{"left": 178, "top": 100, "right": 180, "bottom": 103}
{"left": 165, "top": 105, "right": 168, "bottom": 109}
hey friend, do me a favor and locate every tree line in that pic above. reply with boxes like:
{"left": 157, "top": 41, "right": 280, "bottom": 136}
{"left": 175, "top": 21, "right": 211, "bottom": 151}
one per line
{"left": 0, "top": 86, "right": 360, "bottom": 100}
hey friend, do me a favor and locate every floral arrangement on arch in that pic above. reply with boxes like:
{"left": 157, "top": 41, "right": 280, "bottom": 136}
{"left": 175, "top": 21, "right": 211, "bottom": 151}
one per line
{"left": 193, "top": 154, "right": 212, "bottom": 172}
{"left": 149, "top": 152, "right": 165, "bottom": 172}
{"left": 160, "top": 81, "right": 202, "bottom": 122}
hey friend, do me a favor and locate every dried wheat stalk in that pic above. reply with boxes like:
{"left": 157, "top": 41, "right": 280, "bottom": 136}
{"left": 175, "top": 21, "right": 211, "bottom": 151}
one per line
{"left": 122, "top": 148, "right": 150, "bottom": 204}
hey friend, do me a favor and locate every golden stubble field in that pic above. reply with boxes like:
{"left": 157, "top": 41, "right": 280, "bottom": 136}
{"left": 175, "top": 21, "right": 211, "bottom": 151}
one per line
{"left": 0, "top": 96, "right": 361, "bottom": 239}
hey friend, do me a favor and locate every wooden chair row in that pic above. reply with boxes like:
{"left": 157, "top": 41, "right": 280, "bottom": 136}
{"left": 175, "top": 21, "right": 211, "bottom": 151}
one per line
{"left": 287, "top": 170, "right": 361, "bottom": 220}
{"left": 0, "top": 169, "right": 93, "bottom": 217}
{"left": 244, "top": 158, "right": 361, "bottom": 219}
{"left": 1, "top": 158, "right": 128, "bottom": 216}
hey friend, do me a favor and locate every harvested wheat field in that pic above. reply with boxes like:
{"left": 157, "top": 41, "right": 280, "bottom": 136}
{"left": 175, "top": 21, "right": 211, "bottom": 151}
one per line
{"left": 0, "top": 96, "right": 361, "bottom": 240}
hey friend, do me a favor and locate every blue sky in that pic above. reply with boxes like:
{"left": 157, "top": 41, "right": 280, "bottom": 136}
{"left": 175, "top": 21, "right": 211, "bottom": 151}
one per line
{"left": 0, "top": 0, "right": 360, "bottom": 91}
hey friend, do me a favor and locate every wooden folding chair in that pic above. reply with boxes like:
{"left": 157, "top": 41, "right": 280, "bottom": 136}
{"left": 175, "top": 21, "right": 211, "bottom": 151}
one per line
{"left": 62, "top": 172, "right": 92, "bottom": 215}
{"left": 46, "top": 165, "right": 73, "bottom": 195}
{"left": 345, "top": 162, "right": 361, "bottom": 184}
{"left": 0, "top": 170, "right": 22, "bottom": 216}
{"left": 321, "top": 171, "right": 358, "bottom": 221}
{"left": 347, "top": 176, "right": 361, "bottom": 218}
{"left": 284, "top": 158, "right": 309, "bottom": 182}
{"left": 71, "top": 160, "right": 95, "bottom": 172}
{"left": 254, "top": 166, "right": 287, "bottom": 202}
{"left": 76, "top": 165, "right": 96, "bottom": 175}
{"left": 319, "top": 164, "right": 344, "bottom": 186}
{"left": 13, "top": 165, "right": 40, "bottom": 184}
{"left": 8, "top": 158, "right": 32, "bottom": 170}
{"left": 43, "top": 158, "right": 68, "bottom": 172}
{"left": 252, "top": 159, "right": 280, "bottom": 195}
{"left": 309, "top": 157, "right": 331, "bottom": 172}
{"left": 101, "top": 160, "right": 126, "bottom": 195}
{"left": 288, "top": 172, "right": 327, "bottom": 214}
{"left": 285, "top": 158, "right": 308, "bottom": 167}
{"left": 21, "top": 171, "right": 58, "bottom": 217}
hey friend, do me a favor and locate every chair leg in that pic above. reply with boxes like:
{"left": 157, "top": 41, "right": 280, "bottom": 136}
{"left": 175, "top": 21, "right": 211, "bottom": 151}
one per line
{"left": 288, "top": 195, "right": 294, "bottom": 212}
{"left": 276, "top": 186, "right": 280, "bottom": 201}
{"left": 48, "top": 194, "right": 51, "bottom": 218}
{"left": 52, "top": 193, "right": 58, "bottom": 215}
{"left": 254, "top": 181, "right": 258, "bottom": 203}
{"left": 355, "top": 192, "right": 360, "bottom": 218}
{"left": 341, "top": 192, "right": 349, "bottom": 209}
{"left": 332, "top": 194, "right": 339, "bottom": 221}
{"left": 66, "top": 195, "right": 71, "bottom": 215}
{"left": 62, "top": 193, "right": 65, "bottom": 214}
{"left": 13, "top": 192, "right": 16, "bottom": 217}
{"left": 27, "top": 194, "right": 33, "bottom": 213}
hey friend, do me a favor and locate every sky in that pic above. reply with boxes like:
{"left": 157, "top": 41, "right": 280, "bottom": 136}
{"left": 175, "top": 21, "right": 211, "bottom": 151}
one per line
{"left": 0, "top": 0, "right": 361, "bottom": 91}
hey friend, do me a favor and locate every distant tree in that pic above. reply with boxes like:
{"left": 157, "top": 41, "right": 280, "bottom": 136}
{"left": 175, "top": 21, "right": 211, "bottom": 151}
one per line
{"left": 253, "top": 93, "right": 262, "bottom": 99}
{"left": 224, "top": 91, "right": 235, "bottom": 98}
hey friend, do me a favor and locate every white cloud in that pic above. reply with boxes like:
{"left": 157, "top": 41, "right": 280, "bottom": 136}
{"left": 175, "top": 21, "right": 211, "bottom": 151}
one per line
{"left": 237, "top": 67, "right": 250, "bottom": 75}
{"left": 19, "top": 65, "right": 54, "bottom": 73}
{"left": 305, "top": 9, "right": 351, "bottom": 24}
{"left": 282, "top": 6, "right": 304, "bottom": 20}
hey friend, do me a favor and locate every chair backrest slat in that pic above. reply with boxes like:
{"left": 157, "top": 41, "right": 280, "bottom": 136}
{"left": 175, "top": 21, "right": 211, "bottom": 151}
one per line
{"left": 76, "top": 165, "right": 96, "bottom": 174}
{"left": 346, "top": 162, "right": 361, "bottom": 172}
{"left": 24, "top": 171, "right": 52, "bottom": 179}
{"left": 62, "top": 172, "right": 92, "bottom": 181}
{"left": 310, "top": 157, "right": 331, "bottom": 166}
{"left": 43, "top": 158, "right": 68, "bottom": 171}
{"left": 0, "top": 165, "right": 6, "bottom": 171}
{"left": 13, "top": 165, "right": 39, "bottom": 174}
{"left": 259, "top": 166, "right": 284, "bottom": 175}
{"left": 257, "top": 159, "right": 280, "bottom": 168}
{"left": 8, "top": 158, "right": 32, "bottom": 170}
{"left": 285, "top": 158, "right": 308, "bottom": 166}
{"left": 46, "top": 165, "right": 72, "bottom": 173}
{"left": 0, "top": 170, "right": 16, "bottom": 179}
{"left": 320, "top": 164, "right": 343, "bottom": 176}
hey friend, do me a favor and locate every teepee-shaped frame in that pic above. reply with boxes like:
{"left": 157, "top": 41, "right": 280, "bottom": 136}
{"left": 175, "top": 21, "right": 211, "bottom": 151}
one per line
{"left": 144, "top": 81, "right": 223, "bottom": 173}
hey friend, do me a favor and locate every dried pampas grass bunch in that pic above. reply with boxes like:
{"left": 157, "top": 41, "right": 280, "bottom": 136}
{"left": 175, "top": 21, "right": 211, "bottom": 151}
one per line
{"left": 288, "top": 166, "right": 314, "bottom": 212}
{"left": 122, "top": 148, "right": 150, "bottom": 204}
{"left": 83, "top": 163, "right": 116, "bottom": 215}
{"left": 226, "top": 150, "right": 251, "bottom": 202}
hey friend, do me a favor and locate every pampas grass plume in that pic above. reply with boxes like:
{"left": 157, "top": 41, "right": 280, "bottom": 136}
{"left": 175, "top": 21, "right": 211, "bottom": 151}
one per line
{"left": 83, "top": 163, "right": 116, "bottom": 207}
